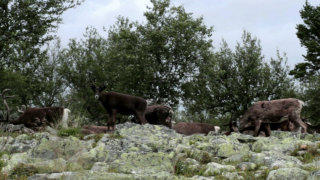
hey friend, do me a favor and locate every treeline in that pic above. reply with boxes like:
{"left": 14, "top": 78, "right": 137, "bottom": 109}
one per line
{"left": 0, "top": 0, "right": 319, "bottom": 126}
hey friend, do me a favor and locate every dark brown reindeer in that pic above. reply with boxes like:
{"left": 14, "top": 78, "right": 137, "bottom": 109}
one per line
{"left": 12, "top": 107, "right": 70, "bottom": 130}
{"left": 91, "top": 85, "right": 147, "bottom": 130}
{"left": 173, "top": 122, "right": 220, "bottom": 136}
{"left": 132, "top": 105, "right": 173, "bottom": 128}
{"left": 238, "top": 98, "right": 307, "bottom": 137}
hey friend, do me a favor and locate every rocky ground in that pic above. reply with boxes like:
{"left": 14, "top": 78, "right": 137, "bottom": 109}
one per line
{"left": 0, "top": 122, "right": 320, "bottom": 180}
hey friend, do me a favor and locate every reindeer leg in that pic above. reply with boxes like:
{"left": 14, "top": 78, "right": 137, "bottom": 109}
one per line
{"left": 111, "top": 109, "right": 117, "bottom": 131}
{"left": 290, "top": 112, "right": 307, "bottom": 133}
{"left": 107, "top": 112, "right": 113, "bottom": 131}
{"left": 136, "top": 111, "right": 147, "bottom": 125}
{"left": 264, "top": 123, "right": 271, "bottom": 137}
{"left": 254, "top": 120, "right": 262, "bottom": 137}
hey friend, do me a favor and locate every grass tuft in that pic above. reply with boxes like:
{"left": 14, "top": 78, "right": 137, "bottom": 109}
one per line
{"left": 58, "top": 127, "right": 84, "bottom": 139}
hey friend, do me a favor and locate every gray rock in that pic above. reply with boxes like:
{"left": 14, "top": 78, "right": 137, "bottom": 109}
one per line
{"left": 308, "top": 170, "right": 320, "bottom": 180}
{"left": 203, "top": 162, "right": 235, "bottom": 176}
{"left": 237, "top": 162, "right": 257, "bottom": 171}
{"left": 267, "top": 167, "right": 309, "bottom": 180}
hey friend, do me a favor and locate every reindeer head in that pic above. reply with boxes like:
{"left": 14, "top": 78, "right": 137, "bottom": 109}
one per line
{"left": 90, "top": 84, "right": 106, "bottom": 100}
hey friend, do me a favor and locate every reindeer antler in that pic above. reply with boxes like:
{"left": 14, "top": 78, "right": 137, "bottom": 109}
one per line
{"left": 0, "top": 89, "right": 15, "bottom": 122}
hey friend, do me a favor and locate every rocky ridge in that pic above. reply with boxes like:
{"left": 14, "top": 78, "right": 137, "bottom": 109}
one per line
{"left": 0, "top": 122, "right": 320, "bottom": 179}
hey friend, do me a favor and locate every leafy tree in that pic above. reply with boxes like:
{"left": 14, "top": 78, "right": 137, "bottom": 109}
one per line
{"left": 300, "top": 77, "right": 320, "bottom": 124}
{"left": 183, "top": 31, "right": 295, "bottom": 125}
{"left": 0, "top": 0, "right": 83, "bottom": 121}
{"left": 137, "top": 0, "right": 213, "bottom": 105}
{"left": 0, "top": 0, "right": 82, "bottom": 69}
{"left": 290, "top": 1, "right": 320, "bottom": 79}
{"left": 59, "top": 0, "right": 213, "bottom": 122}
{"left": 290, "top": 1, "right": 320, "bottom": 125}
{"left": 0, "top": 0, "right": 82, "bottom": 110}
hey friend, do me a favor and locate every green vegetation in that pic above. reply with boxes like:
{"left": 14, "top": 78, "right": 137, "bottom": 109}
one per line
{"left": 174, "top": 157, "right": 205, "bottom": 177}
{"left": 57, "top": 127, "right": 84, "bottom": 139}
{"left": 0, "top": 131, "right": 21, "bottom": 138}
{"left": 0, "top": 0, "right": 319, "bottom": 127}
{"left": 0, "top": 0, "right": 83, "bottom": 117}
{"left": 9, "top": 163, "right": 39, "bottom": 179}
{"left": 108, "top": 132, "right": 124, "bottom": 139}
{"left": 90, "top": 134, "right": 104, "bottom": 148}
{"left": 289, "top": 2, "right": 320, "bottom": 125}
{"left": 291, "top": 145, "right": 320, "bottom": 163}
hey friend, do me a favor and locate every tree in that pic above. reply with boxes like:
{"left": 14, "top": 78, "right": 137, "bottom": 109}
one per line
{"left": 137, "top": 0, "right": 213, "bottom": 105}
{"left": 0, "top": 0, "right": 82, "bottom": 110}
{"left": 300, "top": 77, "right": 320, "bottom": 124}
{"left": 0, "top": 0, "right": 83, "bottom": 122}
{"left": 290, "top": 1, "right": 320, "bottom": 79}
{"left": 183, "top": 31, "right": 295, "bottom": 125}
{"left": 290, "top": 1, "right": 320, "bottom": 125}
{"left": 59, "top": 0, "right": 214, "bottom": 122}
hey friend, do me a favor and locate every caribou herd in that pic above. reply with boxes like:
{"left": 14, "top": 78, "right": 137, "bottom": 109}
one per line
{"left": 4, "top": 84, "right": 318, "bottom": 136}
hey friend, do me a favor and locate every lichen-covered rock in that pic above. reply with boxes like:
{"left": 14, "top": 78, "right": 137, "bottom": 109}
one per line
{"left": 267, "top": 167, "right": 309, "bottom": 180}
{"left": 303, "top": 160, "right": 320, "bottom": 171}
{"left": 308, "top": 170, "right": 320, "bottom": 180}
{"left": 29, "top": 171, "right": 181, "bottom": 180}
{"left": 31, "top": 158, "right": 67, "bottom": 173}
{"left": 29, "top": 172, "right": 85, "bottom": 180}
{"left": 30, "top": 136, "right": 91, "bottom": 160}
{"left": 68, "top": 142, "right": 108, "bottom": 170}
{"left": 250, "top": 151, "right": 302, "bottom": 168}
{"left": 203, "top": 162, "right": 235, "bottom": 176}
{"left": 109, "top": 152, "right": 173, "bottom": 175}
{"left": 1, "top": 122, "right": 320, "bottom": 179}
{"left": 0, "top": 123, "right": 34, "bottom": 133}
{"left": 174, "top": 157, "right": 203, "bottom": 177}
{"left": 237, "top": 162, "right": 257, "bottom": 171}
{"left": 1, "top": 152, "right": 30, "bottom": 175}
{"left": 197, "top": 134, "right": 250, "bottom": 158}
{"left": 222, "top": 172, "right": 244, "bottom": 180}
{"left": 91, "top": 162, "right": 110, "bottom": 171}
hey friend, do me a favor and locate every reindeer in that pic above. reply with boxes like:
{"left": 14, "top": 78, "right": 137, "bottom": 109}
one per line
{"left": 238, "top": 98, "right": 307, "bottom": 137}
{"left": 12, "top": 107, "right": 70, "bottom": 130}
{"left": 91, "top": 85, "right": 147, "bottom": 130}
{"left": 173, "top": 122, "right": 220, "bottom": 136}
{"left": 132, "top": 104, "right": 173, "bottom": 128}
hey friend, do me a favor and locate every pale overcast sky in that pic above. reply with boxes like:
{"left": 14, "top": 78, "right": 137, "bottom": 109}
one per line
{"left": 57, "top": 0, "right": 319, "bottom": 67}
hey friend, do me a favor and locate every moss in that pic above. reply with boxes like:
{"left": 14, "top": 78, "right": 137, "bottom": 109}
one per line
{"left": 108, "top": 131, "right": 124, "bottom": 139}
{"left": 0, "top": 151, "right": 8, "bottom": 171}
{"left": 9, "top": 163, "right": 39, "bottom": 179}
{"left": 58, "top": 127, "right": 84, "bottom": 139}
{"left": 108, "top": 167, "right": 120, "bottom": 173}
{"left": 0, "top": 131, "right": 21, "bottom": 138}
{"left": 89, "top": 134, "right": 104, "bottom": 148}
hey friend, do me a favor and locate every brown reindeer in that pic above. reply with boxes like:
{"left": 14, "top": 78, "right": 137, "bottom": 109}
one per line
{"left": 12, "top": 107, "right": 70, "bottom": 130}
{"left": 132, "top": 105, "right": 173, "bottom": 128}
{"left": 173, "top": 122, "right": 220, "bottom": 136}
{"left": 91, "top": 85, "right": 147, "bottom": 130}
{"left": 238, "top": 98, "right": 307, "bottom": 137}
